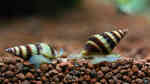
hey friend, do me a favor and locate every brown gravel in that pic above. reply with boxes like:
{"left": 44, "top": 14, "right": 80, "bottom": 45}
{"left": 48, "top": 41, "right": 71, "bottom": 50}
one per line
{"left": 0, "top": 58, "right": 150, "bottom": 84}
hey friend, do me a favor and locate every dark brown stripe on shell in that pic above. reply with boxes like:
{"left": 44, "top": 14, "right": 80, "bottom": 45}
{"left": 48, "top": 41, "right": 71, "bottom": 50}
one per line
{"left": 35, "top": 43, "right": 41, "bottom": 55}
{"left": 88, "top": 36, "right": 109, "bottom": 54}
{"left": 26, "top": 45, "right": 32, "bottom": 60}
{"left": 14, "top": 48, "right": 17, "bottom": 56}
{"left": 18, "top": 46, "right": 23, "bottom": 58}
{"left": 102, "top": 33, "right": 116, "bottom": 50}
{"left": 117, "top": 30, "right": 124, "bottom": 38}
{"left": 49, "top": 45, "right": 55, "bottom": 57}
{"left": 110, "top": 32, "right": 121, "bottom": 43}
{"left": 85, "top": 42, "right": 100, "bottom": 53}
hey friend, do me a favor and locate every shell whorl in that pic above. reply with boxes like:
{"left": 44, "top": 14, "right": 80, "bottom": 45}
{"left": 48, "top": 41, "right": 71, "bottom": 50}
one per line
{"left": 82, "top": 29, "right": 128, "bottom": 55}
{"left": 5, "top": 43, "right": 56, "bottom": 60}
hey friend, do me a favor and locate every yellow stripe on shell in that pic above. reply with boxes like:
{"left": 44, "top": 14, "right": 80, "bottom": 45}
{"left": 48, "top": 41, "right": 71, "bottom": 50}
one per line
{"left": 94, "top": 34, "right": 112, "bottom": 53}
{"left": 113, "top": 31, "right": 122, "bottom": 39}
{"left": 39, "top": 43, "right": 53, "bottom": 59}
{"left": 86, "top": 40, "right": 102, "bottom": 51}
{"left": 28, "top": 44, "right": 38, "bottom": 56}
{"left": 20, "top": 45, "right": 27, "bottom": 58}
{"left": 14, "top": 47, "right": 20, "bottom": 56}
{"left": 81, "top": 50, "right": 88, "bottom": 56}
{"left": 118, "top": 29, "right": 125, "bottom": 36}
{"left": 105, "top": 32, "right": 118, "bottom": 45}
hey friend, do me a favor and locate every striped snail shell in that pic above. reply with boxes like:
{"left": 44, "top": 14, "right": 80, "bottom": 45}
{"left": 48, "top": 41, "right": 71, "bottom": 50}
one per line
{"left": 5, "top": 43, "right": 57, "bottom": 60}
{"left": 81, "top": 29, "right": 128, "bottom": 56}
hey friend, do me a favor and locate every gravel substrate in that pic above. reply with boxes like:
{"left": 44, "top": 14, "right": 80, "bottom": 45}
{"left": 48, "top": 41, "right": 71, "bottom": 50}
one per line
{"left": 0, "top": 57, "right": 150, "bottom": 84}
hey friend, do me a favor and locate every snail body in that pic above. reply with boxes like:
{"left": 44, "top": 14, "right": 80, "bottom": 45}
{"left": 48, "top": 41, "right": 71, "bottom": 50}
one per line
{"left": 5, "top": 42, "right": 63, "bottom": 68}
{"left": 81, "top": 29, "right": 128, "bottom": 64}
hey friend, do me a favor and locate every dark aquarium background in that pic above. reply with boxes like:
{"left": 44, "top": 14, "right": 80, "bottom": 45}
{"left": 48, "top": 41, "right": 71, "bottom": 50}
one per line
{"left": 0, "top": 0, "right": 81, "bottom": 18}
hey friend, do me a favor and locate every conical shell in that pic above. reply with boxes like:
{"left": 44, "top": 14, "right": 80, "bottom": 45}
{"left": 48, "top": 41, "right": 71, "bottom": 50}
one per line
{"left": 82, "top": 29, "right": 128, "bottom": 56}
{"left": 5, "top": 43, "right": 57, "bottom": 60}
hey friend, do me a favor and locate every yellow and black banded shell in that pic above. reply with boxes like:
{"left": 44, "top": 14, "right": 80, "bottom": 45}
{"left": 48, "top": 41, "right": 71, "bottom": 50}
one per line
{"left": 5, "top": 43, "right": 56, "bottom": 60}
{"left": 82, "top": 29, "right": 128, "bottom": 56}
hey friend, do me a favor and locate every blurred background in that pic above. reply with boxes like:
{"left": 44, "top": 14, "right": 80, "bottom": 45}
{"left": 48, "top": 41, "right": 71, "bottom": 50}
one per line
{"left": 0, "top": 0, "right": 150, "bottom": 59}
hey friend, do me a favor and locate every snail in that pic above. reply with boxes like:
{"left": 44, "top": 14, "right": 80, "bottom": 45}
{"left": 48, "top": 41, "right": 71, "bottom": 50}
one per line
{"left": 80, "top": 28, "right": 128, "bottom": 64}
{"left": 5, "top": 42, "right": 64, "bottom": 68}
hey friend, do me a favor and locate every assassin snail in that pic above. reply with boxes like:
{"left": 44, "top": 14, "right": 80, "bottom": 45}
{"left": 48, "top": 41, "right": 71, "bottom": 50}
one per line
{"left": 5, "top": 42, "right": 64, "bottom": 68}
{"left": 81, "top": 29, "right": 128, "bottom": 64}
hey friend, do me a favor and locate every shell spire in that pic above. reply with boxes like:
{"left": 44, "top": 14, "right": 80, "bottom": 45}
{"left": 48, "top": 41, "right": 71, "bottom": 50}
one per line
{"left": 5, "top": 43, "right": 57, "bottom": 60}
{"left": 82, "top": 28, "right": 128, "bottom": 56}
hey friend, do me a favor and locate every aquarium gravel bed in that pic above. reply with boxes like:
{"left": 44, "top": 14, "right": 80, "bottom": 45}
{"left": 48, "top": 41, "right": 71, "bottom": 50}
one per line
{"left": 0, "top": 57, "right": 150, "bottom": 84}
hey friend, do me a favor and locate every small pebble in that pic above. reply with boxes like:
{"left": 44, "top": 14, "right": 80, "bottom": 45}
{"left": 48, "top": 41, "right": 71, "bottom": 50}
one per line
{"left": 97, "top": 70, "right": 104, "bottom": 78}
{"left": 122, "top": 75, "right": 131, "bottom": 82}
{"left": 4, "top": 79, "right": 9, "bottom": 83}
{"left": 41, "top": 76, "right": 47, "bottom": 81}
{"left": 108, "top": 79, "right": 115, "bottom": 84}
{"left": 25, "top": 72, "right": 34, "bottom": 79}
{"left": 22, "top": 80, "right": 31, "bottom": 84}
{"left": 100, "top": 78, "right": 107, "bottom": 83}
{"left": 8, "top": 64, "right": 15, "bottom": 71}
{"left": 104, "top": 72, "right": 113, "bottom": 79}
{"left": 135, "top": 78, "right": 144, "bottom": 84}
{"left": 16, "top": 73, "right": 25, "bottom": 80}
{"left": 100, "top": 66, "right": 110, "bottom": 73}
{"left": 132, "top": 65, "right": 139, "bottom": 72}
{"left": 40, "top": 64, "right": 49, "bottom": 72}
{"left": 5, "top": 71, "right": 14, "bottom": 77}
{"left": 90, "top": 78, "right": 97, "bottom": 83}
